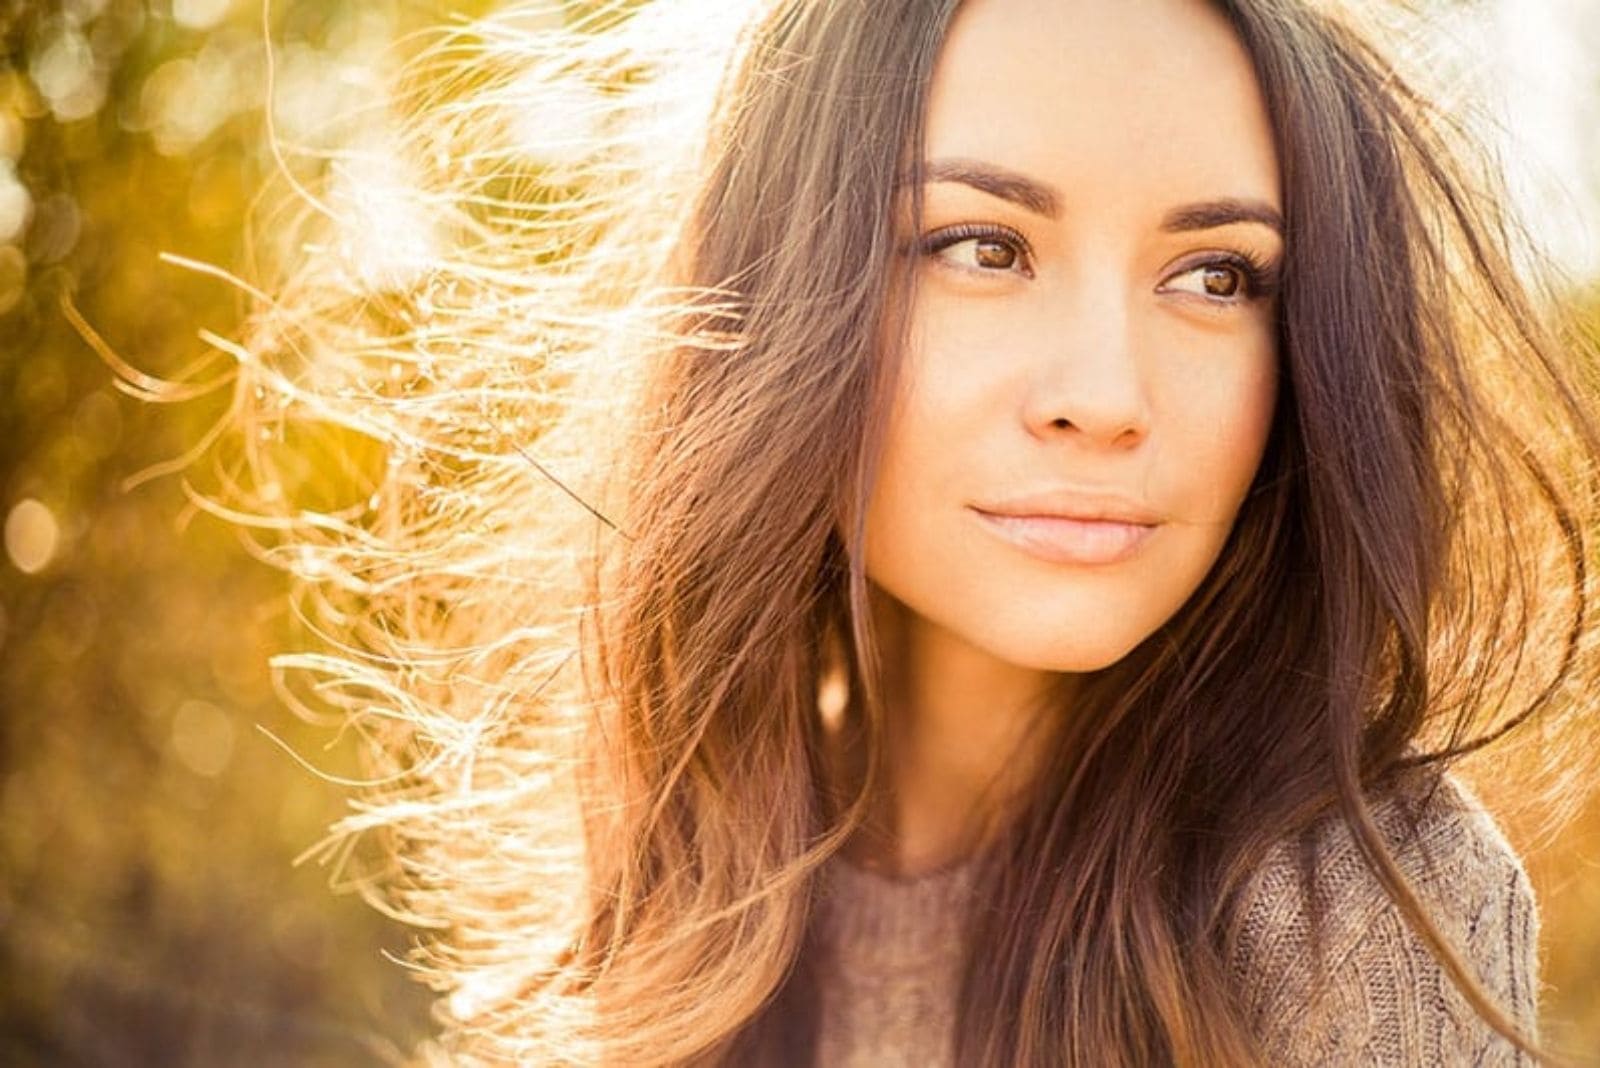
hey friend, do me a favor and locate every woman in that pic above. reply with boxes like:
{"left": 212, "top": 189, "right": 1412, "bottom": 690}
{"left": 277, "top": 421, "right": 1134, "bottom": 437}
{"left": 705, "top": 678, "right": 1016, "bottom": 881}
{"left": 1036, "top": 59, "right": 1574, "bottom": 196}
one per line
{"left": 215, "top": 0, "right": 1600, "bottom": 1063}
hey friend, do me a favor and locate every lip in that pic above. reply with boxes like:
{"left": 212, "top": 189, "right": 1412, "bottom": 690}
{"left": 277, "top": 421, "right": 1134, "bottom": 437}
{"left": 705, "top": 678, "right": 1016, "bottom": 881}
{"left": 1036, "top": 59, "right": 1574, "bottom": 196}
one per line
{"left": 969, "top": 489, "right": 1162, "bottom": 566}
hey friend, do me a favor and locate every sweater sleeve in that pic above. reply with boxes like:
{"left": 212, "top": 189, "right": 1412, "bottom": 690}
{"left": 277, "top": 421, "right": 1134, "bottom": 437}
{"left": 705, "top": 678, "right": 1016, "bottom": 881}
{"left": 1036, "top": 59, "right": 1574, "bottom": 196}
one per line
{"left": 1233, "top": 774, "right": 1541, "bottom": 1067}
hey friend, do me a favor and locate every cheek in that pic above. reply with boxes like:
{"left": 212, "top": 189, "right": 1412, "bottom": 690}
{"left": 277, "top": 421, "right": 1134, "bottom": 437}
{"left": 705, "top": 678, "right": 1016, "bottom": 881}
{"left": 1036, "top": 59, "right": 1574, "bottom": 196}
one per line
{"left": 1166, "top": 350, "right": 1277, "bottom": 520}
{"left": 860, "top": 361, "right": 995, "bottom": 638}
{"left": 861, "top": 334, "right": 1279, "bottom": 675}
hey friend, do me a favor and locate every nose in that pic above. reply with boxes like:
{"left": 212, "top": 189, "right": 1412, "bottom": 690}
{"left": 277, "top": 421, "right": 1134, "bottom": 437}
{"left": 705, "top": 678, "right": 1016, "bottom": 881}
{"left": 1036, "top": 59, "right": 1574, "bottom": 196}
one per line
{"left": 1020, "top": 278, "right": 1150, "bottom": 449}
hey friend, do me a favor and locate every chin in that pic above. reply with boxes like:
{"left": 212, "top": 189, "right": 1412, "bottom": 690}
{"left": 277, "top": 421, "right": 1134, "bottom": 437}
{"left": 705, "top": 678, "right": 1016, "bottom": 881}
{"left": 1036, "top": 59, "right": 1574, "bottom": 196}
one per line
{"left": 974, "top": 617, "right": 1152, "bottom": 675}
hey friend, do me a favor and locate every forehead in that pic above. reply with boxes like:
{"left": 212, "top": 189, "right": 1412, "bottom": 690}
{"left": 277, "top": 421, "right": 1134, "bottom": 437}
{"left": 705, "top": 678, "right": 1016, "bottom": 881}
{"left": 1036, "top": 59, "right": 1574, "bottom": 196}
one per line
{"left": 925, "top": 0, "right": 1281, "bottom": 213}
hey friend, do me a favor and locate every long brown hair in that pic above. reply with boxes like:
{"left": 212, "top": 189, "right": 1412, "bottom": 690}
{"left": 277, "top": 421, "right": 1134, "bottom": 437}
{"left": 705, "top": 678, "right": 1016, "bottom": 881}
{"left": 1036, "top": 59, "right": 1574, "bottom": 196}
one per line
{"left": 178, "top": 0, "right": 1600, "bottom": 1063}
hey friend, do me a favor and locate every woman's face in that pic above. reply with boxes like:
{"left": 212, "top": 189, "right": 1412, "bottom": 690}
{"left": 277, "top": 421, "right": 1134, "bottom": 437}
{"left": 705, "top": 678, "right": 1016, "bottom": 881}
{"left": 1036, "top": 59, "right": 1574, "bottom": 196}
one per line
{"left": 864, "top": 0, "right": 1283, "bottom": 673}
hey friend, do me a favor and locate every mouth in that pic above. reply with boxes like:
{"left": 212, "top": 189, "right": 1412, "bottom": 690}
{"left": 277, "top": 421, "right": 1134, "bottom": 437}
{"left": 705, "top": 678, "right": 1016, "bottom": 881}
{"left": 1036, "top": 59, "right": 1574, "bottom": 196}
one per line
{"left": 969, "top": 502, "right": 1160, "bottom": 566}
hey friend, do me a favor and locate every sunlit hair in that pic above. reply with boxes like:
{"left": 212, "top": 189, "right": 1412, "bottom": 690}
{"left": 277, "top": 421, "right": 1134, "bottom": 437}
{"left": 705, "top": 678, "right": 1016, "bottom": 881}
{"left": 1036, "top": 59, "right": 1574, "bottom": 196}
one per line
{"left": 150, "top": 0, "right": 1600, "bottom": 1063}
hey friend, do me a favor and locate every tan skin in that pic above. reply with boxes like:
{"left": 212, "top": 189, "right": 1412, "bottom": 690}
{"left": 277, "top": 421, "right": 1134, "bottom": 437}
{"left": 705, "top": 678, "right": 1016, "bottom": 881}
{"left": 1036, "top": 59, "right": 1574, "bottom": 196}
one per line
{"left": 849, "top": 0, "right": 1284, "bottom": 877}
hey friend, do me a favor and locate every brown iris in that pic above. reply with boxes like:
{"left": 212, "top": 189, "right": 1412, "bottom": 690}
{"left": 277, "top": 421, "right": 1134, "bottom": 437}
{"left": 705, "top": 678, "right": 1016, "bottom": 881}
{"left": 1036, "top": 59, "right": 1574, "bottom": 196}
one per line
{"left": 1201, "top": 264, "right": 1243, "bottom": 297}
{"left": 974, "top": 239, "right": 1017, "bottom": 270}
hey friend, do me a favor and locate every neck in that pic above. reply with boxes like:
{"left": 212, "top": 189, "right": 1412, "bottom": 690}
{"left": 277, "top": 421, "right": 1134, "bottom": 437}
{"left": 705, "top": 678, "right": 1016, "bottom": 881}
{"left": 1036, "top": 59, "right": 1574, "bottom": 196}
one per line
{"left": 840, "top": 587, "right": 1066, "bottom": 878}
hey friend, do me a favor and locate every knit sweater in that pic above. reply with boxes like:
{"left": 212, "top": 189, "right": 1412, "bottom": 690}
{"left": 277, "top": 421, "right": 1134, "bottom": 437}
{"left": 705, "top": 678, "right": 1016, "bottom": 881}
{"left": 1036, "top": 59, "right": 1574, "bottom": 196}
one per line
{"left": 813, "top": 773, "right": 1539, "bottom": 1066}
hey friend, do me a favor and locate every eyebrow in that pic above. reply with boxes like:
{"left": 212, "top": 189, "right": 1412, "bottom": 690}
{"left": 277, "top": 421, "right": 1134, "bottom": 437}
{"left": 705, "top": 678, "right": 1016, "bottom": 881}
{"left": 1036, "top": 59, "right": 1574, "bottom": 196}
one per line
{"left": 1161, "top": 198, "right": 1284, "bottom": 236}
{"left": 910, "top": 157, "right": 1284, "bottom": 236}
{"left": 913, "top": 158, "right": 1062, "bottom": 219}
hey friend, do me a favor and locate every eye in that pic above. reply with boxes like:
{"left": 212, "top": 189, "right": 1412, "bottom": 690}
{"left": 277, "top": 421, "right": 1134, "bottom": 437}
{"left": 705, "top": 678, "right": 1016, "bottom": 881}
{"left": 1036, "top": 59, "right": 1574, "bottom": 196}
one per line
{"left": 1159, "top": 252, "right": 1279, "bottom": 304}
{"left": 1173, "top": 263, "right": 1245, "bottom": 298}
{"left": 920, "top": 223, "right": 1034, "bottom": 278}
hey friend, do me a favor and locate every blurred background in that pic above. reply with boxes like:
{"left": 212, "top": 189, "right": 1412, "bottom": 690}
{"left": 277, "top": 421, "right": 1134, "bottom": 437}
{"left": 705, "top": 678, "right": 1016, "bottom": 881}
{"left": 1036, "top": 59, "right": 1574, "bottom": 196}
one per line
{"left": 0, "top": 0, "right": 1597, "bottom": 1064}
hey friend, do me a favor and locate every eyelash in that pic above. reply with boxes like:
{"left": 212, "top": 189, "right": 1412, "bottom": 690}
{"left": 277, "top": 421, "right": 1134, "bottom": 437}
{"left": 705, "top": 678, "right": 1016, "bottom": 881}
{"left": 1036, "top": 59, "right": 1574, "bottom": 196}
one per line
{"left": 1169, "top": 249, "right": 1280, "bottom": 304}
{"left": 917, "top": 223, "right": 1281, "bottom": 304}
{"left": 920, "top": 223, "right": 1036, "bottom": 278}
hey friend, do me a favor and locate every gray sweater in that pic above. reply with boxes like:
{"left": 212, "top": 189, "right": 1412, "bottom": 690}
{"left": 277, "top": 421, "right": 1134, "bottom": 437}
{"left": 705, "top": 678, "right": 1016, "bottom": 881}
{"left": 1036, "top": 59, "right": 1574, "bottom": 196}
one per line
{"left": 814, "top": 774, "right": 1539, "bottom": 1066}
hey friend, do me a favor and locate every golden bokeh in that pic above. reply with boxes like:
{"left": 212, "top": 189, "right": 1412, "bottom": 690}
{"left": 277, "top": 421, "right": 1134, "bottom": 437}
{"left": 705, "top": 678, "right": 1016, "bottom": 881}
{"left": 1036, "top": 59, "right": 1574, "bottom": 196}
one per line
{"left": 0, "top": 0, "right": 1596, "bottom": 1064}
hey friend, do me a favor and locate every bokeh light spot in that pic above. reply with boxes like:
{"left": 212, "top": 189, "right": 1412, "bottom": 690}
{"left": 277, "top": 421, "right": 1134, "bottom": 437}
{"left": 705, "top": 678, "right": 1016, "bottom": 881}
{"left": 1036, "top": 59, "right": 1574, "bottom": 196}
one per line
{"left": 173, "top": 0, "right": 237, "bottom": 31}
{"left": 170, "top": 699, "right": 237, "bottom": 779}
{"left": 63, "top": 0, "right": 111, "bottom": 21}
{"left": 28, "top": 25, "right": 106, "bottom": 123}
{"left": 26, "top": 193, "right": 80, "bottom": 264}
{"left": 5, "top": 499, "right": 60, "bottom": 574}
{"left": 140, "top": 57, "right": 233, "bottom": 156}
{"left": 0, "top": 162, "right": 33, "bottom": 244}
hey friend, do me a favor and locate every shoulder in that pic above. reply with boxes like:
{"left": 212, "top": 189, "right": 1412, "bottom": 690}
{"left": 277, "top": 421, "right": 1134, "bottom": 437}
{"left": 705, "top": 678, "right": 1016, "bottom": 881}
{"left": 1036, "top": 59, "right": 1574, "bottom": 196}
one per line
{"left": 1230, "top": 771, "right": 1541, "bottom": 1065}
